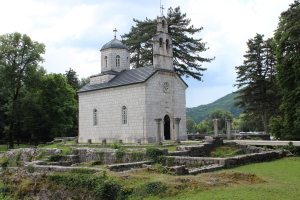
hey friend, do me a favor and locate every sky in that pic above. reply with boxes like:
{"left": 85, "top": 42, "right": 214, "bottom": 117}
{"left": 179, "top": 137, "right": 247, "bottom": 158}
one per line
{"left": 0, "top": 0, "right": 294, "bottom": 107}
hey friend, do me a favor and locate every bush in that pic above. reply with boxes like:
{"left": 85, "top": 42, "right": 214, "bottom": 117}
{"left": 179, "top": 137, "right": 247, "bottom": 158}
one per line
{"left": 27, "top": 165, "right": 35, "bottom": 173}
{"left": 131, "top": 181, "right": 168, "bottom": 198}
{"left": 115, "top": 148, "right": 126, "bottom": 163}
{"left": 146, "top": 147, "right": 163, "bottom": 163}
{"left": 48, "top": 154, "right": 67, "bottom": 162}
{"left": 110, "top": 141, "right": 121, "bottom": 149}
{"left": 96, "top": 151, "right": 105, "bottom": 164}
{"left": 130, "top": 151, "right": 144, "bottom": 162}
{"left": 278, "top": 142, "right": 300, "bottom": 156}
{"left": 72, "top": 149, "right": 79, "bottom": 155}
{"left": 93, "top": 179, "right": 122, "bottom": 200}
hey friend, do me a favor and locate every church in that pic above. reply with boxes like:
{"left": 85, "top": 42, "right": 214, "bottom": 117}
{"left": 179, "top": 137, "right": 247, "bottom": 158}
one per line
{"left": 77, "top": 16, "right": 188, "bottom": 144}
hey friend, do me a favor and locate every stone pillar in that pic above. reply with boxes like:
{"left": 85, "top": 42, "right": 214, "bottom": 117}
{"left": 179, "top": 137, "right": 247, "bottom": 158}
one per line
{"left": 173, "top": 118, "right": 181, "bottom": 144}
{"left": 212, "top": 119, "right": 219, "bottom": 137}
{"left": 102, "top": 139, "right": 107, "bottom": 146}
{"left": 87, "top": 139, "right": 92, "bottom": 145}
{"left": 136, "top": 139, "right": 141, "bottom": 145}
{"left": 74, "top": 139, "right": 78, "bottom": 144}
{"left": 226, "top": 119, "right": 232, "bottom": 139}
{"left": 155, "top": 118, "right": 162, "bottom": 146}
{"left": 62, "top": 139, "right": 66, "bottom": 144}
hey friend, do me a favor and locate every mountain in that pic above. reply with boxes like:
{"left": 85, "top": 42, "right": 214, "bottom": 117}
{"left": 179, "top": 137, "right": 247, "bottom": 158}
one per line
{"left": 186, "top": 92, "right": 243, "bottom": 124}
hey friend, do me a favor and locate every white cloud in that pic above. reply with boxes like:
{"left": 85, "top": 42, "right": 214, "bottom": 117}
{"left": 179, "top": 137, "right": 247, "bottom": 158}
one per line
{"left": 43, "top": 46, "right": 100, "bottom": 78}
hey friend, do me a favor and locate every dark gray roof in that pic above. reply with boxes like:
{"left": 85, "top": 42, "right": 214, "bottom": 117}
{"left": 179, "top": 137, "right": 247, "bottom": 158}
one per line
{"left": 77, "top": 66, "right": 188, "bottom": 93}
{"left": 90, "top": 70, "right": 118, "bottom": 77}
{"left": 101, "top": 39, "right": 128, "bottom": 50}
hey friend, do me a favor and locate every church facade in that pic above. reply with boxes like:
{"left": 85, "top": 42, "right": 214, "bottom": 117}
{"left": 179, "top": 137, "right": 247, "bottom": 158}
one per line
{"left": 77, "top": 16, "right": 188, "bottom": 143}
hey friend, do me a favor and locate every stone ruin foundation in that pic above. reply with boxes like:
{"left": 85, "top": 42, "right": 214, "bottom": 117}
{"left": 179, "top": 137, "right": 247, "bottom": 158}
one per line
{"left": 3, "top": 137, "right": 292, "bottom": 175}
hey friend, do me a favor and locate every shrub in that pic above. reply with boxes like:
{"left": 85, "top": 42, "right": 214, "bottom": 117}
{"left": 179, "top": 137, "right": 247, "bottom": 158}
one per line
{"left": 130, "top": 151, "right": 144, "bottom": 162}
{"left": 93, "top": 179, "right": 122, "bottom": 200}
{"left": 110, "top": 141, "right": 121, "bottom": 149}
{"left": 72, "top": 149, "right": 79, "bottom": 155}
{"left": 132, "top": 181, "right": 168, "bottom": 198}
{"left": 48, "top": 154, "right": 67, "bottom": 162}
{"left": 155, "top": 163, "right": 167, "bottom": 174}
{"left": 96, "top": 151, "right": 105, "bottom": 164}
{"left": 27, "top": 165, "right": 35, "bottom": 173}
{"left": 115, "top": 148, "right": 126, "bottom": 163}
{"left": 15, "top": 151, "right": 21, "bottom": 162}
{"left": 146, "top": 147, "right": 163, "bottom": 163}
{"left": 1, "top": 158, "right": 10, "bottom": 170}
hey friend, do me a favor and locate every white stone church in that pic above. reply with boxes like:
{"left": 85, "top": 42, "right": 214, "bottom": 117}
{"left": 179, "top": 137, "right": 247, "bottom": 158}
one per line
{"left": 77, "top": 16, "right": 188, "bottom": 144}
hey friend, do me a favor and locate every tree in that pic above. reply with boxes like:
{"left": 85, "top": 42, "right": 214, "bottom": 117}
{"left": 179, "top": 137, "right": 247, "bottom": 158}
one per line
{"left": 274, "top": 0, "right": 300, "bottom": 139}
{"left": 64, "top": 68, "right": 80, "bottom": 91}
{"left": 234, "top": 34, "right": 281, "bottom": 134}
{"left": 122, "top": 6, "right": 214, "bottom": 80}
{"left": 23, "top": 74, "right": 77, "bottom": 143}
{"left": 0, "top": 32, "right": 45, "bottom": 148}
{"left": 186, "top": 117, "right": 196, "bottom": 133}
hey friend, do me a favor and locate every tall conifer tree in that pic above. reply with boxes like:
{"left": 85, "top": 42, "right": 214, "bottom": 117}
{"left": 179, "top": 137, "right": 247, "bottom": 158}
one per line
{"left": 234, "top": 34, "right": 281, "bottom": 133}
{"left": 122, "top": 6, "right": 213, "bottom": 80}
{"left": 273, "top": 0, "right": 300, "bottom": 139}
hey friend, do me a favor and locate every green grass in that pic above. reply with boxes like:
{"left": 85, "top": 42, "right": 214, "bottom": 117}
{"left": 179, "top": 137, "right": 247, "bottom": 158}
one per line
{"left": 159, "top": 157, "right": 300, "bottom": 200}
{"left": 0, "top": 144, "right": 31, "bottom": 153}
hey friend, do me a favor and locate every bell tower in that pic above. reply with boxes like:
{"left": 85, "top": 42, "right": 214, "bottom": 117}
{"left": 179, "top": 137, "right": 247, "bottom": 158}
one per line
{"left": 153, "top": 16, "right": 173, "bottom": 70}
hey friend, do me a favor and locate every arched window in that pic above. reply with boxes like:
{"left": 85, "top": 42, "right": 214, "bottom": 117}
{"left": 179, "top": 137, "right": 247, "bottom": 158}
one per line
{"left": 122, "top": 106, "right": 127, "bottom": 124}
{"left": 166, "top": 39, "right": 169, "bottom": 49}
{"left": 116, "top": 55, "right": 120, "bottom": 67}
{"left": 105, "top": 56, "right": 108, "bottom": 68}
{"left": 159, "top": 38, "right": 163, "bottom": 47}
{"left": 93, "top": 109, "right": 98, "bottom": 126}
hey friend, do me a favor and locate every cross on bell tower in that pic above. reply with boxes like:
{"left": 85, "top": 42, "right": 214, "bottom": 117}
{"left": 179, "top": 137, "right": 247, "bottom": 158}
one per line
{"left": 160, "top": 5, "right": 164, "bottom": 16}
{"left": 113, "top": 28, "right": 117, "bottom": 39}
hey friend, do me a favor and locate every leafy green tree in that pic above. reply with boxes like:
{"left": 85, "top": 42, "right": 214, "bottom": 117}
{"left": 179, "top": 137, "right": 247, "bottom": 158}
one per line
{"left": 122, "top": 6, "right": 214, "bottom": 80}
{"left": 234, "top": 34, "right": 281, "bottom": 134}
{"left": 274, "top": 0, "right": 300, "bottom": 139}
{"left": 23, "top": 74, "right": 77, "bottom": 143}
{"left": 186, "top": 117, "right": 196, "bottom": 133}
{"left": 0, "top": 32, "right": 45, "bottom": 148}
{"left": 196, "top": 118, "right": 213, "bottom": 134}
{"left": 64, "top": 68, "right": 80, "bottom": 91}
{"left": 209, "top": 109, "right": 233, "bottom": 131}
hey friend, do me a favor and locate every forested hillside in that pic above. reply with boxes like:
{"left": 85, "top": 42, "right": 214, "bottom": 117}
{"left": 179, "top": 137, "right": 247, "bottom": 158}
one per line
{"left": 186, "top": 93, "right": 243, "bottom": 124}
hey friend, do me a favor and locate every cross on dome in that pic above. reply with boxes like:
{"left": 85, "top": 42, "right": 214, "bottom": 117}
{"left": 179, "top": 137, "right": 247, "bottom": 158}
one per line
{"left": 113, "top": 28, "right": 117, "bottom": 39}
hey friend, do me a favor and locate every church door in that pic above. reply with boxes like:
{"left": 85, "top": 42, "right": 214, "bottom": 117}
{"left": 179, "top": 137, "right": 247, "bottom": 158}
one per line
{"left": 164, "top": 115, "right": 171, "bottom": 140}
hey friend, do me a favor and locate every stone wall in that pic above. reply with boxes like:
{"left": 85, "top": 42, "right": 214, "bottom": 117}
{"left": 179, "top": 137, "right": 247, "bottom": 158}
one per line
{"left": 169, "top": 137, "right": 223, "bottom": 157}
{"left": 171, "top": 150, "right": 289, "bottom": 168}
{"left": 5, "top": 148, "right": 63, "bottom": 162}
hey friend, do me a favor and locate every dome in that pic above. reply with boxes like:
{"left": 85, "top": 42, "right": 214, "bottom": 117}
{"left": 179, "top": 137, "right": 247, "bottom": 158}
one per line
{"left": 101, "top": 39, "right": 129, "bottom": 50}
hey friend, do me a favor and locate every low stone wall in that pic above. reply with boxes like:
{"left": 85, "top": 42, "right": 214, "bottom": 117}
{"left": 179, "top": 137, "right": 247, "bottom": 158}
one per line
{"left": 225, "top": 142, "right": 267, "bottom": 154}
{"left": 5, "top": 148, "right": 63, "bottom": 162}
{"left": 106, "top": 161, "right": 149, "bottom": 172}
{"left": 32, "top": 165, "right": 102, "bottom": 174}
{"left": 75, "top": 148, "right": 148, "bottom": 164}
{"left": 170, "top": 137, "right": 223, "bottom": 157}
{"left": 171, "top": 149, "right": 290, "bottom": 169}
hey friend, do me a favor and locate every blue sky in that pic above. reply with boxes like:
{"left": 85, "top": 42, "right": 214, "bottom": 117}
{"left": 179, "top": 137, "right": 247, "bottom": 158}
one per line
{"left": 0, "top": 0, "right": 293, "bottom": 107}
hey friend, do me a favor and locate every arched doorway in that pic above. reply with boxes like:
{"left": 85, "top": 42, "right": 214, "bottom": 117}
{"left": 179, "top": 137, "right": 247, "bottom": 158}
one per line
{"left": 164, "top": 115, "right": 171, "bottom": 140}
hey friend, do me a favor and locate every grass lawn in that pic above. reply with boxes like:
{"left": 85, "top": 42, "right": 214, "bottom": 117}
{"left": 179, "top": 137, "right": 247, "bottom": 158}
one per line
{"left": 157, "top": 157, "right": 300, "bottom": 200}
{"left": 0, "top": 144, "right": 31, "bottom": 153}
